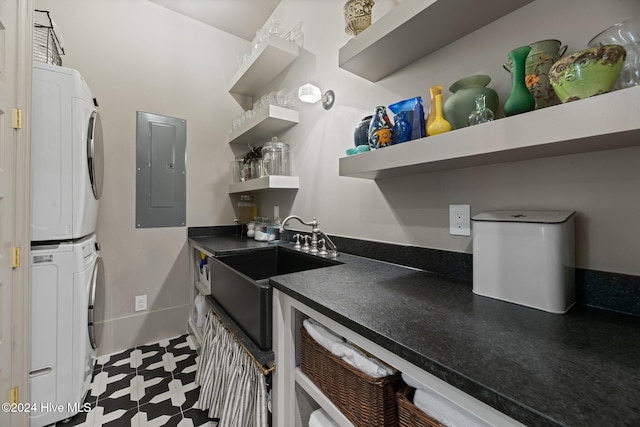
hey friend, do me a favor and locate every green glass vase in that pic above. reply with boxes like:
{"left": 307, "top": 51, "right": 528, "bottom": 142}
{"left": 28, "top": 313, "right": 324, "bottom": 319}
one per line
{"left": 443, "top": 75, "right": 499, "bottom": 129}
{"left": 504, "top": 45, "right": 536, "bottom": 117}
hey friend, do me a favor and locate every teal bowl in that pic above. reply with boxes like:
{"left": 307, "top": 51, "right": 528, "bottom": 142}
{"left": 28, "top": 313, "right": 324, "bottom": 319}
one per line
{"left": 549, "top": 45, "right": 626, "bottom": 103}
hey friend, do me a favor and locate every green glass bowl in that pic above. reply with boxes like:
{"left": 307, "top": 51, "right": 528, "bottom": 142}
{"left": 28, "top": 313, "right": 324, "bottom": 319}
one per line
{"left": 549, "top": 45, "right": 626, "bottom": 103}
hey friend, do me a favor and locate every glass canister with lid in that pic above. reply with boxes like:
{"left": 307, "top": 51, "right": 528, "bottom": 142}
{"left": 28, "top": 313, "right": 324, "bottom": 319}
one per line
{"left": 261, "top": 137, "right": 291, "bottom": 176}
{"left": 238, "top": 194, "right": 257, "bottom": 224}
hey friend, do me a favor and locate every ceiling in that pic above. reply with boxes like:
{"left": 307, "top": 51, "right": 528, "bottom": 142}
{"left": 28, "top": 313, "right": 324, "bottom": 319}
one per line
{"left": 148, "top": 0, "right": 282, "bottom": 41}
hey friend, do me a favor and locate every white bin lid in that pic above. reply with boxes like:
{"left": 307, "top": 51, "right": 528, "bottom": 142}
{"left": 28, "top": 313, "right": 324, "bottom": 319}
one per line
{"left": 471, "top": 210, "right": 575, "bottom": 224}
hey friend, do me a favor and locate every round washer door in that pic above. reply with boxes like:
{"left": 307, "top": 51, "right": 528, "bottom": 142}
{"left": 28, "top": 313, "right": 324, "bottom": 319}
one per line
{"left": 87, "top": 111, "right": 104, "bottom": 200}
{"left": 88, "top": 256, "right": 104, "bottom": 350}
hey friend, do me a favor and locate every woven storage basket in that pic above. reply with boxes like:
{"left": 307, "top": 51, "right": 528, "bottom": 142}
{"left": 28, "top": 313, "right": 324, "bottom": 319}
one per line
{"left": 300, "top": 326, "right": 402, "bottom": 426}
{"left": 397, "top": 386, "right": 446, "bottom": 427}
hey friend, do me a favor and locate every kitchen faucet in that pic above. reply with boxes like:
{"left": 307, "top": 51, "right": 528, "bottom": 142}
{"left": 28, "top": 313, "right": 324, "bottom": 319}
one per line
{"left": 280, "top": 215, "right": 338, "bottom": 258}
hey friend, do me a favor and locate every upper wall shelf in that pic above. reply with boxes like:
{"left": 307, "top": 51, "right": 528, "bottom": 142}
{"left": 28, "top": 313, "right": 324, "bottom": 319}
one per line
{"left": 228, "top": 104, "right": 299, "bottom": 146}
{"left": 338, "top": 0, "right": 534, "bottom": 82}
{"left": 228, "top": 36, "right": 300, "bottom": 99}
{"left": 228, "top": 175, "right": 300, "bottom": 194}
{"left": 339, "top": 86, "right": 640, "bottom": 179}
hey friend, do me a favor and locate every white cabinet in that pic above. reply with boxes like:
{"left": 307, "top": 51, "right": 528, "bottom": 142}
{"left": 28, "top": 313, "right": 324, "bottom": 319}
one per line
{"left": 272, "top": 289, "right": 522, "bottom": 427}
{"left": 339, "top": 85, "right": 640, "bottom": 179}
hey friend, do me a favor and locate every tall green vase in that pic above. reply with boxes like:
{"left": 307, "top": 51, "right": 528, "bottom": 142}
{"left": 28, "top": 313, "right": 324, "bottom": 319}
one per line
{"left": 504, "top": 45, "right": 536, "bottom": 117}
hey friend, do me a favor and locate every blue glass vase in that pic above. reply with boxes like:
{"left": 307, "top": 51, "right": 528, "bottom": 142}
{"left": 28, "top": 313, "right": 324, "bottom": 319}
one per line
{"left": 392, "top": 111, "right": 412, "bottom": 144}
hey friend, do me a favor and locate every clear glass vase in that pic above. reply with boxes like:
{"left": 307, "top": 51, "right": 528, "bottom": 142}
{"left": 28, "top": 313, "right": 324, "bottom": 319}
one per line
{"left": 468, "top": 94, "right": 495, "bottom": 126}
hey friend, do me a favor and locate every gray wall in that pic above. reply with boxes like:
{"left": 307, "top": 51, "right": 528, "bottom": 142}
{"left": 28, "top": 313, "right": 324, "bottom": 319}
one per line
{"left": 36, "top": 0, "right": 248, "bottom": 354}
{"left": 262, "top": 0, "right": 640, "bottom": 277}
{"left": 36, "top": 0, "right": 640, "bottom": 354}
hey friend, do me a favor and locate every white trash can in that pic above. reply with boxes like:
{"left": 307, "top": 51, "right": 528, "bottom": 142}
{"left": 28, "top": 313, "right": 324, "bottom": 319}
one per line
{"left": 472, "top": 210, "right": 575, "bottom": 313}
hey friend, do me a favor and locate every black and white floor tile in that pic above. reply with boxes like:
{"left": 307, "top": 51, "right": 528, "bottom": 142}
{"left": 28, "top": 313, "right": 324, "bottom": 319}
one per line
{"left": 56, "top": 334, "right": 218, "bottom": 427}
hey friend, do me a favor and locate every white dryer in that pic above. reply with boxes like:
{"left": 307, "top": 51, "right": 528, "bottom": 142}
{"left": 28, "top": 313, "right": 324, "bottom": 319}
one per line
{"left": 29, "top": 234, "right": 104, "bottom": 427}
{"left": 31, "top": 62, "right": 104, "bottom": 242}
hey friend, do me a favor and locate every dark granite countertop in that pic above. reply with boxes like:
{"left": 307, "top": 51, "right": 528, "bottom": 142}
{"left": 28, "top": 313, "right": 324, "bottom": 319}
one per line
{"left": 190, "top": 235, "right": 273, "bottom": 254}
{"left": 190, "top": 235, "right": 640, "bottom": 427}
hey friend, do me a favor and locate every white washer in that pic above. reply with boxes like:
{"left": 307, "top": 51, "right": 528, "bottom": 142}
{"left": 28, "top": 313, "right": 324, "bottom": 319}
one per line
{"left": 29, "top": 234, "right": 104, "bottom": 427}
{"left": 31, "top": 62, "right": 104, "bottom": 242}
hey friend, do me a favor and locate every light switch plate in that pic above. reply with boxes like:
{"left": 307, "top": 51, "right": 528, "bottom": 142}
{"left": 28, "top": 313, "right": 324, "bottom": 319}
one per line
{"left": 449, "top": 204, "right": 471, "bottom": 236}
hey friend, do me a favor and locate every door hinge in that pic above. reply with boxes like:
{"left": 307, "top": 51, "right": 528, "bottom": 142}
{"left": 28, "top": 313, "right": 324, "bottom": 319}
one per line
{"left": 10, "top": 387, "right": 18, "bottom": 404}
{"left": 11, "top": 108, "right": 22, "bottom": 129}
{"left": 12, "top": 247, "right": 20, "bottom": 268}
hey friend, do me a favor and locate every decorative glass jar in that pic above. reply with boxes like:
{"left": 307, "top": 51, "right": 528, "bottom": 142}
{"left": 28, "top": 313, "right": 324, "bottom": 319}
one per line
{"left": 468, "top": 94, "right": 494, "bottom": 126}
{"left": 261, "top": 137, "right": 291, "bottom": 176}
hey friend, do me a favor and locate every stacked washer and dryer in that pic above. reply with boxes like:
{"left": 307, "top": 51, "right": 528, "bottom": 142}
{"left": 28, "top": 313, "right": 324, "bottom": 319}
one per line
{"left": 29, "top": 61, "right": 105, "bottom": 427}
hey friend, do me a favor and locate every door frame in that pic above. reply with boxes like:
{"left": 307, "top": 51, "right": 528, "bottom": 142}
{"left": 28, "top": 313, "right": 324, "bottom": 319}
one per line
{"left": 11, "top": 1, "right": 33, "bottom": 425}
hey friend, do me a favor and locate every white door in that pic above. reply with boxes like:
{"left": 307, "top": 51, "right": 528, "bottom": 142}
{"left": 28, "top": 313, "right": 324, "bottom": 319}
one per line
{"left": 0, "top": 1, "right": 31, "bottom": 426}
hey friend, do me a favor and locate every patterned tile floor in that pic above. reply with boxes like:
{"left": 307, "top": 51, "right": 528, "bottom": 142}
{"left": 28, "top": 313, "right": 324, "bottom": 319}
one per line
{"left": 56, "top": 334, "right": 218, "bottom": 427}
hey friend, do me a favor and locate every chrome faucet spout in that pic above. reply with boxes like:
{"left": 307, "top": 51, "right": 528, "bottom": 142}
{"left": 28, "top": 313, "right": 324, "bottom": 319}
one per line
{"left": 279, "top": 215, "right": 317, "bottom": 233}
{"left": 280, "top": 214, "right": 338, "bottom": 258}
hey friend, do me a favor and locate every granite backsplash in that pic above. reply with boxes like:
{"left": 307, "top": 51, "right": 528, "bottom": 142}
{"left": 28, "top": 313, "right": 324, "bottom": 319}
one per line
{"left": 189, "top": 226, "right": 640, "bottom": 317}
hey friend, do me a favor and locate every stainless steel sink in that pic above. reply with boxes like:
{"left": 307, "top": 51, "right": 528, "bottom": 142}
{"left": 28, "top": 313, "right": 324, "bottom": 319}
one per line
{"left": 209, "top": 247, "right": 341, "bottom": 350}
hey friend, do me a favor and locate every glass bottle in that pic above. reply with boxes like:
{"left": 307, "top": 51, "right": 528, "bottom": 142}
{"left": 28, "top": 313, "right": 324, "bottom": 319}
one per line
{"left": 254, "top": 217, "right": 268, "bottom": 241}
{"left": 238, "top": 195, "right": 257, "bottom": 224}
{"left": 467, "top": 94, "right": 495, "bottom": 126}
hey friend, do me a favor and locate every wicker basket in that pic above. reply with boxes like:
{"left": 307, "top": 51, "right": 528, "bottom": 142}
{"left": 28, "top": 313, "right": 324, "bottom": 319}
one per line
{"left": 300, "top": 326, "right": 402, "bottom": 426}
{"left": 397, "top": 386, "right": 446, "bottom": 427}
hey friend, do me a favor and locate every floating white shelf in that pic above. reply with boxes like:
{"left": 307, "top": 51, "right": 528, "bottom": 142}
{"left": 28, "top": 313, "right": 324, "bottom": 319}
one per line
{"left": 338, "top": 0, "right": 534, "bottom": 82}
{"left": 228, "top": 105, "right": 299, "bottom": 146}
{"left": 339, "top": 86, "right": 640, "bottom": 179}
{"left": 228, "top": 36, "right": 300, "bottom": 98}
{"left": 228, "top": 175, "right": 299, "bottom": 194}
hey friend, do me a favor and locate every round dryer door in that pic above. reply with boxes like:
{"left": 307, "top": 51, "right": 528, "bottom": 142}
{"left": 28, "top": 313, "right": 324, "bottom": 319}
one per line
{"left": 88, "top": 256, "right": 105, "bottom": 350}
{"left": 87, "top": 111, "right": 104, "bottom": 200}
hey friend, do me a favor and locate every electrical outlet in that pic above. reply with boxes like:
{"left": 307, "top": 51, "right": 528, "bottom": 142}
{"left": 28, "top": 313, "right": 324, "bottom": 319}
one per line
{"left": 449, "top": 205, "right": 471, "bottom": 236}
{"left": 135, "top": 295, "right": 147, "bottom": 312}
